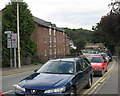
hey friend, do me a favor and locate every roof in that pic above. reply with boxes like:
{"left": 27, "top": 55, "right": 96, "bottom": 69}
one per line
{"left": 33, "top": 16, "right": 51, "bottom": 28}
{"left": 49, "top": 56, "right": 86, "bottom": 62}
{"left": 33, "top": 16, "right": 64, "bottom": 32}
{"left": 88, "top": 55, "right": 104, "bottom": 57}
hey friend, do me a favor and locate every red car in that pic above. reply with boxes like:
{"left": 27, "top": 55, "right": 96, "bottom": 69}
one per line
{"left": 87, "top": 55, "right": 108, "bottom": 76}
{"left": 0, "top": 92, "right": 3, "bottom": 96}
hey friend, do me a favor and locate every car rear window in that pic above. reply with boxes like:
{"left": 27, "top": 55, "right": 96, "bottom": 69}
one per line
{"left": 88, "top": 57, "right": 103, "bottom": 63}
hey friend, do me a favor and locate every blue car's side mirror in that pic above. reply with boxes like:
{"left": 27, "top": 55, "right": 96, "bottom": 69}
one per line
{"left": 34, "top": 69, "right": 38, "bottom": 73}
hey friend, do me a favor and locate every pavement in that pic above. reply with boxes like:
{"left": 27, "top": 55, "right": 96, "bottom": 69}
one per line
{"left": 1, "top": 64, "right": 43, "bottom": 76}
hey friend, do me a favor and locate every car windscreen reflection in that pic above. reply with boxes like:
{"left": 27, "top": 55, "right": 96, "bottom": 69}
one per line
{"left": 37, "top": 61, "right": 74, "bottom": 74}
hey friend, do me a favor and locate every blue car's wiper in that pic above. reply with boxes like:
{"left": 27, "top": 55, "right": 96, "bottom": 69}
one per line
{"left": 58, "top": 73, "right": 73, "bottom": 74}
{"left": 40, "top": 72, "right": 73, "bottom": 74}
{"left": 40, "top": 72, "right": 55, "bottom": 74}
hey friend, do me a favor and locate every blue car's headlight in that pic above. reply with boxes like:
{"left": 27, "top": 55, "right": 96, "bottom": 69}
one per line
{"left": 16, "top": 85, "right": 25, "bottom": 92}
{"left": 44, "top": 87, "right": 66, "bottom": 93}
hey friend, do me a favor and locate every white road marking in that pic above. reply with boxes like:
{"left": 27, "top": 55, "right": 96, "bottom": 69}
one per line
{"left": 2, "top": 85, "right": 17, "bottom": 94}
{"left": 2, "top": 90, "right": 13, "bottom": 94}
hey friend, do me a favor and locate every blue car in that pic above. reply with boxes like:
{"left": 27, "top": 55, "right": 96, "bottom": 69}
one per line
{"left": 15, "top": 56, "right": 93, "bottom": 96}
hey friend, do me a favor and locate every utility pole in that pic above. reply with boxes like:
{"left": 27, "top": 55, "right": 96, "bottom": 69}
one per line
{"left": 17, "top": 2, "right": 21, "bottom": 68}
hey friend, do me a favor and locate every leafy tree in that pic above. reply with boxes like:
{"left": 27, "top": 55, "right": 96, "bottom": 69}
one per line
{"left": 74, "top": 38, "right": 86, "bottom": 55}
{"left": 2, "top": 2, "right": 38, "bottom": 67}
{"left": 65, "top": 28, "right": 93, "bottom": 55}
{"left": 92, "top": 0, "right": 120, "bottom": 55}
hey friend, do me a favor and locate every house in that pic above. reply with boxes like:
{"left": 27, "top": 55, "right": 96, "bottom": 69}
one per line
{"left": 32, "top": 17, "right": 70, "bottom": 61}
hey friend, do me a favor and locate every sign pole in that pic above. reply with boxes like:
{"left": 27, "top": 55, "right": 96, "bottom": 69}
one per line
{"left": 14, "top": 48, "right": 17, "bottom": 68}
{"left": 10, "top": 48, "right": 12, "bottom": 68}
{"left": 7, "top": 33, "right": 13, "bottom": 68}
{"left": 10, "top": 33, "right": 13, "bottom": 68}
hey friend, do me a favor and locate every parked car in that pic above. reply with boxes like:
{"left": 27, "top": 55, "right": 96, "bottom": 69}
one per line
{"left": 15, "top": 56, "right": 93, "bottom": 96}
{"left": 105, "top": 50, "right": 112, "bottom": 62}
{"left": 99, "top": 53, "right": 110, "bottom": 63}
{"left": 87, "top": 55, "right": 108, "bottom": 76}
{"left": 0, "top": 92, "right": 3, "bottom": 96}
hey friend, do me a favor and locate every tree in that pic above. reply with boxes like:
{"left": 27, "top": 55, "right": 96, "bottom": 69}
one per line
{"left": 64, "top": 28, "right": 93, "bottom": 55}
{"left": 2, "top": 2, "right": 38, "bottom": 67}
{"left": 93, "top": 0, "right": 120, "bottom": 55}
{"left": 74, "top": 38, "right": 86, "bottom": 55}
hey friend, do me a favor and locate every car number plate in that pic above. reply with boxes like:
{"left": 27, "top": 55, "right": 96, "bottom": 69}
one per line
{"left": 94, "top": 68, "right": 100, "bottom": 69}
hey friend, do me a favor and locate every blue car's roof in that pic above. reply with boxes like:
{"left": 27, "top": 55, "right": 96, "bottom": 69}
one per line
{"left": 49, "top": 56, "right": 85, "bottom": 62}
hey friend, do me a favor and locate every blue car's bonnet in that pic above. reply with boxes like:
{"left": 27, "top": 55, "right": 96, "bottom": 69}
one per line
{"left": 19, "top": 73, "right": 74, "bottom": 90}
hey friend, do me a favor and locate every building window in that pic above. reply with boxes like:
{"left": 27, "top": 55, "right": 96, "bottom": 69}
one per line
{"left": 68, "top": 49, "right": 70, "bottom": 53}
{"left": 54, "top": 29, "right": 56, "bottom": 36}
{"left": 49, "top": 37, "right": 52, "bottom": 47}
{"left": 44, "top": 37, "right": 46, "bottom": 43}
{"left": 58, "top": 48, "right": 59, "bottom": 53}
{"left": 54, "top": 49, "right": 56, "bottom": 55}
{"left": 61, "top": 48, "right": 62, "bottom": 53}
{"left": 44, "top": 50, "right": 47, "bottom": 56}
{"left": 63, "top": 37, "right": 65, "bottom": 43}
{"left": 49, "top": 49, "right": 52, "bottom": 55}
{"left": 54, "top": 37, "right": 56, "bottom": 47}
{"left": 49, "top": 27, "right": 52, "bottom": 35}
{"left": 64, "top": 48, "right": 65, "bottom": 52}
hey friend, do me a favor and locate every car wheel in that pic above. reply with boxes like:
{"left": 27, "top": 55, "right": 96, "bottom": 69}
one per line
{"left": 105, "top": 67, "right": 107, "bottom": 72}
{"left": 69, "top": 87, "right": 76, "bottom": 96}
{"left": 101, "top": 69, "right": 104, "bottom": 76}
{"left": 86, "top": 76, "right": 92, "bottom": 88}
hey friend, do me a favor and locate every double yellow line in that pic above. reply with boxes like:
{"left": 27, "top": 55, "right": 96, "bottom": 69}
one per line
{"left": 82, "top": 59, "right": 117, "bottom": 95}
{"left": 3, "top": 70, "right": 32, "bottom": 77}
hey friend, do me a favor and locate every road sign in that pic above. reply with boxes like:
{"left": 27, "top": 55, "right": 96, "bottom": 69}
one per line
{"left": 7, "top": 38, "right": 12, "bottom": 48}
{"left": 7, "top": 33, "right": 17, "bottom": 48}
{"left": 7, "top": 34, "right": 12, "bottom": 48}
{"left": 11, "top": 34, "right": 17, "bottom": 48}
{"left": 4, "top": 31, "right": 12, "bottom": 34}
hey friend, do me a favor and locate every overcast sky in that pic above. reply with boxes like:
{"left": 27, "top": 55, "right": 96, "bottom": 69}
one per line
{"left": 0, "top": 0, "right": 112, "bottom": 30}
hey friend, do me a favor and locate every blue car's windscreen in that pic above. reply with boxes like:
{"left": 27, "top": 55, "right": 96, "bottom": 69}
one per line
{"left": 37, "top": 61, "right": 74, "bottom": 74}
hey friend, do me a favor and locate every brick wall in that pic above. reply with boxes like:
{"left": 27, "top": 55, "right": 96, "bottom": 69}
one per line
{"left": 32, "top": 23, "right": 70, "bottom": 61}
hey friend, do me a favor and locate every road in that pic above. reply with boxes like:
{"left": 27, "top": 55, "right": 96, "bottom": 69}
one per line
{"left": 2, "top": 58, "right": 118, "bottom": 95}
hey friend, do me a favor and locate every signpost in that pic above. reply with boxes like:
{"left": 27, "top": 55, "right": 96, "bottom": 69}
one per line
{"left": 7, "top": 33, "right": 17, "bottom": 48}
{"left": 5, "top": 32, "right": 17, "bottom": 68}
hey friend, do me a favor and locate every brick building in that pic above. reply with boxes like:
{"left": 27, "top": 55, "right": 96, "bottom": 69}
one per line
{"left": 32, "top": 17, "right": 70, "bottom": 61}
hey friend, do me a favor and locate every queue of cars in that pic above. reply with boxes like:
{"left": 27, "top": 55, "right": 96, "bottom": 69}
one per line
{"left": 86, "top": 50, "right": 112, "bottom": 76}
{"left": 15, "top": 50, "right": 112, "bottom": 96}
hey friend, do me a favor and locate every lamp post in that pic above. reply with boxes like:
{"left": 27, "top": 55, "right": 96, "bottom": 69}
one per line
{"left": 17, "top": 2, "right": 21, "bottom": 68}
{"left": 11, "top": 0, "right": 23, "bottom": 68}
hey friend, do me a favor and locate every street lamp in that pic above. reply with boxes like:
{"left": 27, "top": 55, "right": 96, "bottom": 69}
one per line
{"left": 11, "top": 0, "right": 23, "bottom": 68}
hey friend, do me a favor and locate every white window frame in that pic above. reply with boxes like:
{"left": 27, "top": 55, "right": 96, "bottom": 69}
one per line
{"left": 49, "top": 27, "right": 52, "bottom": 35}
{"left": 49, "top": 37, "right": 52, "bottom": 47}
{"left": 54, "top": 49, "right": 56, "bottom": 55}
{"left": 54, "top": 37, "right": 56, "bottom": 47}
